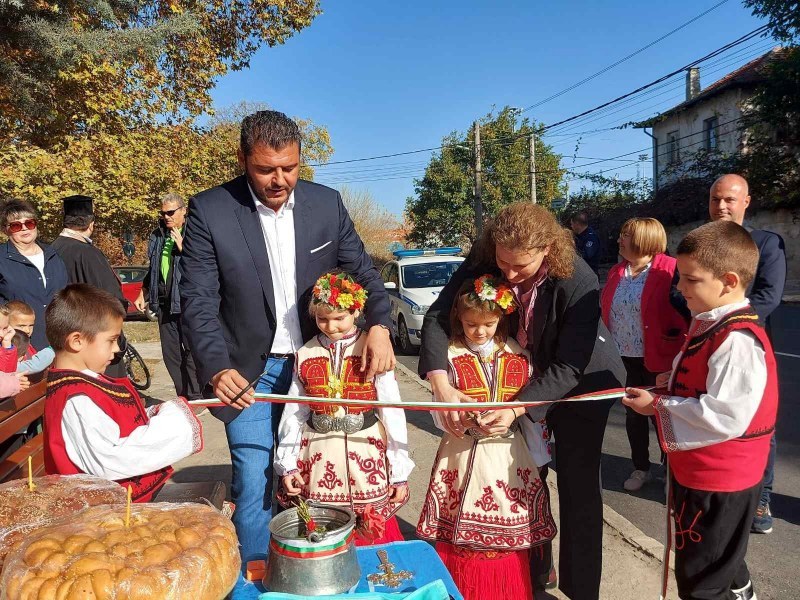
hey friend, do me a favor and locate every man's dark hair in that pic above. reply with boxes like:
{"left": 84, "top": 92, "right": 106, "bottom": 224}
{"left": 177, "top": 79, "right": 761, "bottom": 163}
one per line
{"left": 240, "top": 110, "right": 302, "bottom": 156}
{"left": 570, "top": 211, "right": 589, "bottom": 226}
{"left": 11, "top": 330, "right": 29, "bottom": 360}
{"left": 63, "top": 214, "right": 94, "bottom": 230}
{"left": 46, "top": 284, "right": 126, "bottom": 351}
{"left": 0, "top": 198, "right": 38, "bottom": 227}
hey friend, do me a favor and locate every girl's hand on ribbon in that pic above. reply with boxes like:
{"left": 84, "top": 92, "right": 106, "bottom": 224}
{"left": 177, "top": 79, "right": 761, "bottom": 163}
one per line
{"left": 622, "top": 388, "right": 656, "bottom": 416}
{"left": 389, "top": 483, "right": 408, "bottom": 503}
{"left": 478, "top": 407, "right": 521, "bottom": 436}
{"left": 428, "top": 373, "right": 474, "bottom": 438}
{"left": 282, "top": 472, "right": 306, "bottom": 496}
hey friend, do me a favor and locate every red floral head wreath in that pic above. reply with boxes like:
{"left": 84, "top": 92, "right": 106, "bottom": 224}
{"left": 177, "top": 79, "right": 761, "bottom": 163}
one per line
{"left": 312, "top": 272, "right": 368, "bottom": 313}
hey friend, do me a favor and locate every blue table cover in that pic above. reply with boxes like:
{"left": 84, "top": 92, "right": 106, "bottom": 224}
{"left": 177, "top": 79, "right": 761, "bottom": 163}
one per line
{"left": 229, "top": 540, "right": 463, "bottom": 600}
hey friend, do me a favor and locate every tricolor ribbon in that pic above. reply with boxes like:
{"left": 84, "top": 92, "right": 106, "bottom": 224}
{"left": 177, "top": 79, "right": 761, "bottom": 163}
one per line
{"left": 187, "top": 387, "right": 632, "bottom": 411}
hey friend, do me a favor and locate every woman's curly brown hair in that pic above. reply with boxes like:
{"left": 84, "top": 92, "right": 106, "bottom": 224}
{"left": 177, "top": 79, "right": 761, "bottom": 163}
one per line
{"left": 477, "top": 202, "right": 576, "bottom": 280}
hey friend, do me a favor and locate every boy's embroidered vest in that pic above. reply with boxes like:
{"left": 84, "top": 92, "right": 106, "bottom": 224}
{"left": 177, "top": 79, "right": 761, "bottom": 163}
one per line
{"left": 665, "top": 307, "right": 778, "bottom": 492}
{"left": 296, "top": 331, "right": 378, "bottom": 413}
{"left": 44, "top": 369, "right": 173, "bottom": 502}
{"left": 447, "top": 338, "right": 531, "bottom": 402}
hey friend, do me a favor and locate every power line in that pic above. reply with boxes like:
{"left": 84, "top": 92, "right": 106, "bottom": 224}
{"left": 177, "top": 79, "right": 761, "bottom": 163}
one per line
{"left": 541, "top": 25, "right": 768, "bottom": 131}
{"left": 520, "top": 0, "right": 731, "bottom": 113}
{"left": 305, "top": 27, "right": 770, "bottom": 169}
{"left": 318, "top": 115, "right": 755, "bottom": 186}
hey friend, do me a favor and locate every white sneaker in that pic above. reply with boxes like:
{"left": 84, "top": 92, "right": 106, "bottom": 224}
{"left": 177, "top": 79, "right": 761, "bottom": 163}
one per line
{"left": 732, "top": 580, "right": 757, "bottom": 600}
{"left": 623, "top": 469, "right": 651, "bottom": 492}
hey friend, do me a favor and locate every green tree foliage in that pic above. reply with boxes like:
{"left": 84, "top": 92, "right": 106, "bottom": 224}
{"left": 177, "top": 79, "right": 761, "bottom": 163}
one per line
{"left": 744, "top": 0, "right": 800, "bottom": 42}
{"left": 0, "top": 0, "right": 321, "bottom": 146}
{"left": 0, "top": 105, "right": 333, "bottom": 263}
{"left": 405, "top": 107, "right": 567, "bottom": 248}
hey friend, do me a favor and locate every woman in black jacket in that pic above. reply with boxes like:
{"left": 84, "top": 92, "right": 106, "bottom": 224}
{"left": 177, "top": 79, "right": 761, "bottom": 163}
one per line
{"left": 0, "top": 199, "right": 68, "bottom": 349}
{"left": 419, "top": 202, "right": 625, "bottom": 600}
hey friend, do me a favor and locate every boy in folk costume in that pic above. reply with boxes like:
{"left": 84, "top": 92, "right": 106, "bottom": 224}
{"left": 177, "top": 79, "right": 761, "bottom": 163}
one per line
{"left": 625, "top": 221, "right": 777, "bottom": 600}
{"left": 275, "top": 272, "right": 414, "bottom": 544}
{"left": 417, "top": 275, "right": 556, "bottom": 600}
{"left": 43, "top": 284, "right": 203, "bottom": 502}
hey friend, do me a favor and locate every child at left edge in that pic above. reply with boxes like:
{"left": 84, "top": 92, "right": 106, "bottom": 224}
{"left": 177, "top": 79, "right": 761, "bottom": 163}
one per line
{"left": 43, "top": 283, "right": 203, "bottom": 501}
{"left": 624, "top": 221, "right": 777, "bottom": 600}
{"left": 274, "top": 272, "right": 414, "bottom": 545}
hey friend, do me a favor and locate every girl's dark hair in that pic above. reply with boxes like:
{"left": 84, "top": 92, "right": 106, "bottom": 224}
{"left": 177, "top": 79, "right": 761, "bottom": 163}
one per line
{"left": 449, "top": 280, "right": 509, "bottom": 343}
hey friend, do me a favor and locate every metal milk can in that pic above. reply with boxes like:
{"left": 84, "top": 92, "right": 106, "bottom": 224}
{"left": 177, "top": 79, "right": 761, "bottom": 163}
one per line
{"left": 263, "top": 503, "right": 361, "bottom": 595}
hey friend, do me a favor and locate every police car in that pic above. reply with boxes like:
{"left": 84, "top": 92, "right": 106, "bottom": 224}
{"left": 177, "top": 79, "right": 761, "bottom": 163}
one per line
{"left": 380, "top": 247, "right": 464, "bottom": 354}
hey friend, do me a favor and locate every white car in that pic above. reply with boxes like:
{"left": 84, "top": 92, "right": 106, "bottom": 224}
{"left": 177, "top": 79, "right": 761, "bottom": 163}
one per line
{"left": 380, "top": 248, "right": 464, "bottom": 354}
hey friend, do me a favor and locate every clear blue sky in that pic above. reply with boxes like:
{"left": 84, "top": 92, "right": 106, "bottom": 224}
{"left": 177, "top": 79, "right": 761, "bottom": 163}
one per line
{"left": 210, "top": 0, "right": 771, "bottom": 218}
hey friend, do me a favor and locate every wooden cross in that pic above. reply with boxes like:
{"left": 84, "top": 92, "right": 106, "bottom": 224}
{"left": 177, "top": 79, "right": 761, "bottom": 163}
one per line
{"left": 367, "top": 549, "right": 413, "bottom": 588}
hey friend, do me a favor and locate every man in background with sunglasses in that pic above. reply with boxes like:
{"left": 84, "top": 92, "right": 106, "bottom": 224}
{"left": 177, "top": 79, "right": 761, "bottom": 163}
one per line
{"left": 51, "top": 194, "right": 129, "bottom": 378}
{"left": 135, "top": 193, "right": 201, "bottom": 402}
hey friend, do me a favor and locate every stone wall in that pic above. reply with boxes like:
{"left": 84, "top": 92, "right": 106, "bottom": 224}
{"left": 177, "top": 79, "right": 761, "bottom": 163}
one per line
{"left": 666, "top": 208, "right": 800, "bottom": 284}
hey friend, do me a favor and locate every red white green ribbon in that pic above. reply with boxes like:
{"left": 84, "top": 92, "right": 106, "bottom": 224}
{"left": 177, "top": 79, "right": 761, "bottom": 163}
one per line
{"left": 187, "top": 387, "right": 630, "bottom": 411}
{"left": 269, "top": 531, "right": 356, "bottom": 559}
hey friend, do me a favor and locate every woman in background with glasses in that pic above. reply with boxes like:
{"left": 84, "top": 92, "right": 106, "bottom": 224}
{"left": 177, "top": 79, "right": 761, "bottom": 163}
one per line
{"left": 0, "top": 198, "right": 68, "bottom": 349}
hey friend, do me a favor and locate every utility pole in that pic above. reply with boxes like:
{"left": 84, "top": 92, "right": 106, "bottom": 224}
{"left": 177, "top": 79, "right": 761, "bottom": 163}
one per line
{"left": 529, "top": 132, "right": 537, "bottom": 204}
{"left": 474, "top": 121, "right": 483, "bottom": 236}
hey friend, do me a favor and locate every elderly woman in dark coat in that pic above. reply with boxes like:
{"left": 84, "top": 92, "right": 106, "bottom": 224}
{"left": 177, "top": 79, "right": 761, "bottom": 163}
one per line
{"left": 0, "top": 199, "right": 68, "bottom": 349}
{"left": 420, "top": 202, "right": 625, "bottom": 600}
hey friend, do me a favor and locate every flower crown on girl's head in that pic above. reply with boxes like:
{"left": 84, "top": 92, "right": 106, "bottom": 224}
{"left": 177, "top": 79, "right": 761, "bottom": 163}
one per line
{"left": 312, "top": 272, "right": 368, "bottom": 313}
{"left": 469, "top": 274, "right": 517, "bottom": 314}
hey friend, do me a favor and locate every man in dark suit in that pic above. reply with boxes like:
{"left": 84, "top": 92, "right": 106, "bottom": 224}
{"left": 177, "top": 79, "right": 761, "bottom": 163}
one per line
{"left": 419, "top": 203, "right": 625, "bottom": 600}
{"left": 570, "top": 210, "right": 601, "bottom": 274}
{"left": 51, "top": 195, "right": 128, "bottom": 378}
{"left": 708, "top": 173, "right": 786, "bottom": 536}
{"left": 179, "top": 110, "right": 395, "bottom": 570}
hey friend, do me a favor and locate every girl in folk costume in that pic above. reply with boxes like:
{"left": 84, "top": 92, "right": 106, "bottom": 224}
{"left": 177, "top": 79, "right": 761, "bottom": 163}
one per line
{"left": 417, "top": 275, "right": 556, "bottom": 600}
{"left": 275, "top": 272, "right": 414, "bottom": 545}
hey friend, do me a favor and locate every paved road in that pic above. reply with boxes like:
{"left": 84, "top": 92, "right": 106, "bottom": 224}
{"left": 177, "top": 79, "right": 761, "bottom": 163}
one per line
{"left": 394, "top": 303, "right": 800, "bottom": 600}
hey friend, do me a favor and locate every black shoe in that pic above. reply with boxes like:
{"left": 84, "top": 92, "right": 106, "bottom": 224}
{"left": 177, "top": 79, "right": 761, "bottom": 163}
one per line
{"left": 732, "top": 580, "right": 757, "bottom": 600}
{"left": 534, "top": 565, "right": 558, "bottom": 591}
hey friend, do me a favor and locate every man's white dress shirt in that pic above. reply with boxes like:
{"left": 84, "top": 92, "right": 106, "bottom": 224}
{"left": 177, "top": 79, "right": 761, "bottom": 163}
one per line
{"left": 248, "top": 185, "right": 304, "bottom": 354}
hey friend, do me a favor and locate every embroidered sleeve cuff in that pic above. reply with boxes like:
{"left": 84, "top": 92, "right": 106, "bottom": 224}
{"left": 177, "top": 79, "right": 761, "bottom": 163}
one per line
{"left": 652, "top": 394, "right": 677, "bottom": 454}
{"left": 173, "top": 397, "right": 204, "bottom": 454}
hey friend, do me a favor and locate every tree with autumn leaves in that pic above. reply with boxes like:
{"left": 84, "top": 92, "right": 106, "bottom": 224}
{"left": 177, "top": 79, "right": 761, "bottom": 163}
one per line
{"left": 0, "top": 0, "right": 322, "bottom": 146}
{"left": 0, "top": 1, "right": 331, "bottom": 260}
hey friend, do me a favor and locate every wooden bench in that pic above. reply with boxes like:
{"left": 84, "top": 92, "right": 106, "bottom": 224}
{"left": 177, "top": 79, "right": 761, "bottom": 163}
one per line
{"left": 0, "top": 380, "right": 226, "bottom": 511}
{"left": 0, "top": 379, "right": 47, "bottom": 484}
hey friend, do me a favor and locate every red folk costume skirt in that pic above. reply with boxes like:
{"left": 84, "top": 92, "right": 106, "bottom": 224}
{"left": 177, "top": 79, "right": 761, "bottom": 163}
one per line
{"left": 417, "top": 430, "right": 556, "bottom": 600}
{"left": 278, "top": 418, "right": 406, "bottom": 546}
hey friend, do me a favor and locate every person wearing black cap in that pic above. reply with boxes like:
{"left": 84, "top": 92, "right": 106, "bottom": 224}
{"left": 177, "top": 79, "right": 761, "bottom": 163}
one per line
{"left": 51, "top": 195, "right": 129, "bottom": 378}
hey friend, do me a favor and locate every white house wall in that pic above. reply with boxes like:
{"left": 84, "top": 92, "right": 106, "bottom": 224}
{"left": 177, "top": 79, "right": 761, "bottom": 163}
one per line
{"left": 652, "top": 88, "right": 750, "bottom": 187}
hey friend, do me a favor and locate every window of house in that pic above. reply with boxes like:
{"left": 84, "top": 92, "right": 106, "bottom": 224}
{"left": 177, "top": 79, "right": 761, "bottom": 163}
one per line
{"left": 704, "top": 117, "right": 719, "bottom": 151}
{"left": 667, "top": 130, "right": 680, "bottom": 164}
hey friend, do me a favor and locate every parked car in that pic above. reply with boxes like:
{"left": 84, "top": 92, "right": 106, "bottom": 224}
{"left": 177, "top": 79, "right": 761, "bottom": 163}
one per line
{"left": 114, "top": 266, "right": 156, "bottom": 321}
{"left": 380, "top": 248, "right": 464, "bottom": 354}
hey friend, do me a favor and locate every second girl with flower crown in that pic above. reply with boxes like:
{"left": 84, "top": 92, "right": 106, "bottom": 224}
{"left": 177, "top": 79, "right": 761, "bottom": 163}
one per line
{"left": 416, "top": 274, "right": 556, "bottom": 600}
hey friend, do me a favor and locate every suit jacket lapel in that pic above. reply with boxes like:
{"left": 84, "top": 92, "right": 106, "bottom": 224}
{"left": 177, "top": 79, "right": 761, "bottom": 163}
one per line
{"left": 530, "top": 278, "right": 554, "bottom": 351}
{"left": 233, "top": 178, "right": 276, "bottom": 318}
{"left": 293, "top": 182, "right": 312, "bottom": 300}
